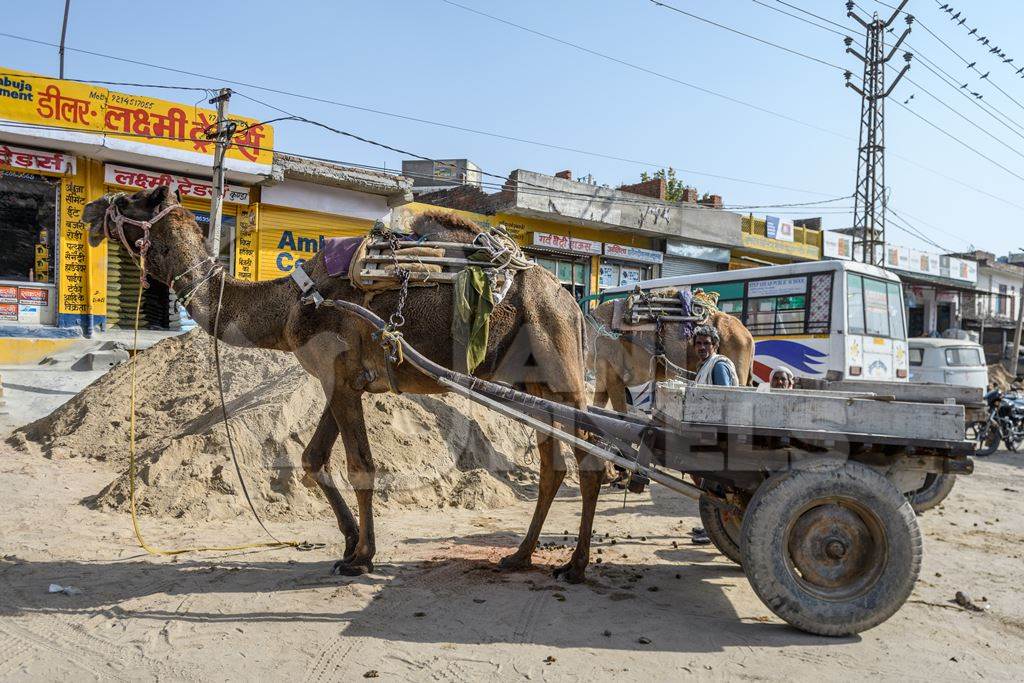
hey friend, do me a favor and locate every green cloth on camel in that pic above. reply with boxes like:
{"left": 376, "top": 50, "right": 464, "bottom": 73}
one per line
{"left": 452, "top": 266, "right": 494, "bottom": 374}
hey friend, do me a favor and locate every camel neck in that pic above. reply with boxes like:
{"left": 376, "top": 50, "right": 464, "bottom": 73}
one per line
{"left": 167, "top": 244, "right": 293, "bottom": 351}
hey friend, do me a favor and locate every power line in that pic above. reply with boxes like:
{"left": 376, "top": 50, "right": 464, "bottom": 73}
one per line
{"left": 435, "top": 1, "right": 849, "bottom": 138}
{"left": 902, "top": 72, "right": 1024, "bottom": 163}
{"left": 888, "top": 205, "right": 973, "bottom": 248}
{"left": 894, "top": 100, "right": 1024, "bottom": 184}
{"left": 0, "top": 35, "right": 844, "bottom": 199}
{"left": 868, "top": 0, "right": 1024, "bottom": 115}
{"left": 886, "top": 206, "right": 955, "bottom": 252}
{"left": 757, "top": 2, "right": 1024, "bottom": 166}
{"left": 648, "top": 0, "right": 848, "bottom": 71}
{"left": 2, "top": 24, "right": 1020, "bottom": 218}
{"left": 234, "top": 90, "right": 856, "bottom": 212}
{"left": 735, "top": 0, "right": 1024, "bottom": 215}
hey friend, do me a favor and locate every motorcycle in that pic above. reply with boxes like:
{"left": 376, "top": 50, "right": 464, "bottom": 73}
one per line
{"left": 968, "top": 388, "right": 1024, "bottom": 456}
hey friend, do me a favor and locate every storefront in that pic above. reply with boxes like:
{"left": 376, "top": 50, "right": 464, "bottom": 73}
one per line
{"left": 528, "top": 232, "right": 599, "bottom": 300}
{"left": 731, "top": 214, "right": 821, "bottom": 269}
{"left": 0, "top": 148, "right": 64, "bottom": 326}
{"left": 661, "top": 239, "right": 730, "bottom": 277}
{"left": 101, "top": 164, "right": 253, "bottom": 329}
{"left": 599, "top": 243, "right": 662, "bottom": 290}
{"left": 248, "top": 173, "right": 400, "bottom": 282}
{"left": 0, "top": 68, "right": 275, "bottom": 335}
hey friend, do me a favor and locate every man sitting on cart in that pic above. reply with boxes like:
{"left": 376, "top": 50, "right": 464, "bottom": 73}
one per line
{"left": 693, "top": 324, "right": 740, "bottom": 386}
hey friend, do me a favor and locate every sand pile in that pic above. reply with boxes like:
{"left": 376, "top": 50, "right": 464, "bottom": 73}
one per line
{"left": 988, "top": 363, "right": 1019, "bottom": 391}
{"left": 9, "top": 330, "right": 542, "bottom": 521}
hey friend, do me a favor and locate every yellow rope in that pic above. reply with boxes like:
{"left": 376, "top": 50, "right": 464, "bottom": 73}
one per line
{"left": 127, "top": 255, "right": 305, "bottom": 555}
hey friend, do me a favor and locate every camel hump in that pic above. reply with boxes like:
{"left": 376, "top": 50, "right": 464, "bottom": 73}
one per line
{"left": 410, "top": 209, "right": 485, "bottom": 242}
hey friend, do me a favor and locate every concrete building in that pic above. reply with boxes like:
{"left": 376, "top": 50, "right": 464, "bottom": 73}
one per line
{"left": 0, "top": 68, "right": 412, "bottom": 349}
{"left": 401, "top": 158, "right": 481, "bottom": 193}
{"left": 401, "top": 167, "right": 744, "bottom": 301}
{"left": 821, "top": 230, "right": 980, "bottom": 338}
{"left": 955, "top": 250, "right": 1024, "bottom": 362}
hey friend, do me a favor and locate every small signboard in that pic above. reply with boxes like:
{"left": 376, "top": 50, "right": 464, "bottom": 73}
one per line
{"left": 0, "top": 285, "right": 17, "bottom": 303}
{"left": 17, "top": 286, "right": 48, "bottom": 305}
{"left": 748, "top": 276, "right": 808, "bottom": 298}
{"left": 0, "top": 302, "right": 18, "bottom": 321}
{"left": 766, "top": 216, "right": 795, "bottom": 242}
{"left": 532, "top": 232, "right": 602, "bottom": 255}
{"left": 603, "top": 242, "right": 663, "bottom": 264}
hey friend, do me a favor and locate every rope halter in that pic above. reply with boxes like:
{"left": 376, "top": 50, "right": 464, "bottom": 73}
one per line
{"left": 102, "top": 192, "right": 180, "bottom": 287}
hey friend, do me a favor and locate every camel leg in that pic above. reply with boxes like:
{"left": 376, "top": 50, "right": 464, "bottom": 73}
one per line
{"left": 553, "top": 447, "right": 602, "bottom": 584}
{"left": 498, "top": 381, "right": 571, "bottom": 571}
{"left": 498, "top": 422, "right": 568, "bottom": 571}
{"left": 301, "top": 404, "right": 359, "bottom": 561}
{"left": 329, "top": 391, "right": 377, "bottom": 576}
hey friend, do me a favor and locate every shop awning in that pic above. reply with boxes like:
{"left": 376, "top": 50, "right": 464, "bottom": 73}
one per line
{"left": 892, "top": 269, "right": 980, "bottom": 294}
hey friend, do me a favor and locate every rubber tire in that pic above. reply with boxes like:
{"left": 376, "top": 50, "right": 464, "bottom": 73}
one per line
{"left": 906, "top": 473, "right": 956, "bottom": 514}
{"left": 698, "top": 495, "right": 743, "bottom": 565}
{"left": 740, "top": 461, "right": 922, "bottom": 637}
{"left": 975, "top": 421, "right": 1001, "bottom": 457}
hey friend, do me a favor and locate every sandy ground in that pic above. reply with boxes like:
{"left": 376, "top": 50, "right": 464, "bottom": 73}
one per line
{"left": 2, "top": 437, "right": 1024, "bottom": 681}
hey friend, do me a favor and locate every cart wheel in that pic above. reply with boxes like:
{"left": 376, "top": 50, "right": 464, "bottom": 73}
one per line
{"left": 698, "top": 495, "right": 743, "bottom": 565}
{"left": 906, "top": 473, "right": 956, "bottom": 514}
{"left": 740, "top": 461, "right": 922, "bottom": 636}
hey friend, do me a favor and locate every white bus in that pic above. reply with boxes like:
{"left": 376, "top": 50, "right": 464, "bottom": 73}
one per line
{"left": 597, "top": 260, "right": 909, "bottom": 383}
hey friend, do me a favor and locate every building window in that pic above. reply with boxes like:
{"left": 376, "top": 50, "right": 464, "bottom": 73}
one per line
{"left": 0, "top": 171, "right": 58, "bottom": 283}
{"left": 999, "top": 284, "right": 1008, "bottom": 316}
{"left": 536, "top": 256, "right": 589, "bottom": 300}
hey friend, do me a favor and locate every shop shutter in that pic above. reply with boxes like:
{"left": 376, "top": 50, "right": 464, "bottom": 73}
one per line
{"left": 257, "top": 205, "right": 374, "bottom": 281}
{"left": 660, "top": 255, "right": 721, "bottom": 278}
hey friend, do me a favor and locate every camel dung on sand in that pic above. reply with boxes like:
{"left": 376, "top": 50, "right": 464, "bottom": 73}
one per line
{"left": 81, "top": 186, "right": 605, "bottom": 582}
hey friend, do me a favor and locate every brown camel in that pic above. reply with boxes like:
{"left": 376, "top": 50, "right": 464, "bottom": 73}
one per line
{"left": 589, "top": 297, "right": 754, "bottom": 413}
{"left": 83, "top": 186, "right": 603, "bottom": 582}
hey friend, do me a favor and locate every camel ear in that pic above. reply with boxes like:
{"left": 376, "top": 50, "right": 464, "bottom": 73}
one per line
{"left": 144, "top": 185, "right": 173, "bottom": 211}
{"left": 83, "top": 195, "right": 112, "bottom": 247}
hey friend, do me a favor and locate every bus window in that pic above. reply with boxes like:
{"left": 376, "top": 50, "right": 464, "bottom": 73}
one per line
{"left": 747, "top": 298, "right": 777, "bottom": 334}
{"left": 718, "top": 299, "right": 743, "bottom": 316}
{"left": 776, "top": 295, "right": 807, "bottom": 334}
{"left": 886, "top": 281, "right": 906, "bottom": 340}
{"left": 807, "top": 272, "right": 833, "bottom": 334}
{"left": 746, "top": 295, "right": 806, "bottom": 335}
{"left": 863, "top": 277, "right": 891, "bottom": 337}
{"left": 847, "top": 273, "right": 866, "bottom": 335}
{"left": 702, "top": 281, "right": 744, "bottom": 301}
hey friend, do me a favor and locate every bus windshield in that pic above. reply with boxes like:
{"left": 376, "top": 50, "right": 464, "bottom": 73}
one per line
{"left": 847, "top": 273, "right": 905, "bottom": 340}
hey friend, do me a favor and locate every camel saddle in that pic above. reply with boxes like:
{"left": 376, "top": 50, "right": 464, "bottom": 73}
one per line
{"left": 320, "top": 230, "right": 525, "bottom": 294}
{"left": 613, "top": 287, "right": 715, "bottom": 337}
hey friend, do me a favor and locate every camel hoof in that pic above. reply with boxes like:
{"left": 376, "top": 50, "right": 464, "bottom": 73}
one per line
{"left": 331, "top": 558, "right": 373, "bottom": 576}
{"left": 553, "top": 562, "right": 586, "bottom": 584}
{"left": 497, "top": 552, "right": 533, "bottom": 572}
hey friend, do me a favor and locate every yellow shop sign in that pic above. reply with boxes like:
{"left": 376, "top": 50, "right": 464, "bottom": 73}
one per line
{"left": 0, "top": 69, "right": 273, "bottom": 165}
{"left": 259, "top": 227, "right": 329, "bottom": 280}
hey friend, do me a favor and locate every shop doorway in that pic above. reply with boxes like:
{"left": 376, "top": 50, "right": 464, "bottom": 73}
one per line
{"left": 908, "top": 306, "right": 925, "bottom": 337}
{"left": 0, "top": 172, "right": 58, "bottom": 283}
{"left": 937, "top": 302, "right": 953, "bottom": 334}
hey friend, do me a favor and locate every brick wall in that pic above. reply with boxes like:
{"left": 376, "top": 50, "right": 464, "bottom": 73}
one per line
{"left": 697, "top": 193, "right": 723, "bottom": 209}
{"left": 416, "top": 184, "right": 509, "bottom": 215}
{"left": 616, "top": 178, "right": 666, "bottom": 200}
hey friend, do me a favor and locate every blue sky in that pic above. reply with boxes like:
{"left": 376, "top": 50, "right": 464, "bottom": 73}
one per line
{"left": 6, "top": 0, "right": 1024, "bottom": 256}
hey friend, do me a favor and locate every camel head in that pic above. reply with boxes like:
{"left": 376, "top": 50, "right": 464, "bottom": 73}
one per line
{"left": 83, "top": 186, "right": 207, "bottom": 285}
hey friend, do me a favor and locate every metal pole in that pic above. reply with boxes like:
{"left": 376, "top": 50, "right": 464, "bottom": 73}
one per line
{"left": 1012, "top": 253, "right": 1024, "bottom": 377}
{"left": 207, "top": 88, "right": 232, "bottom": 259}
{"left": 58, "top": 0, "right": 71, "bottom": 78}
